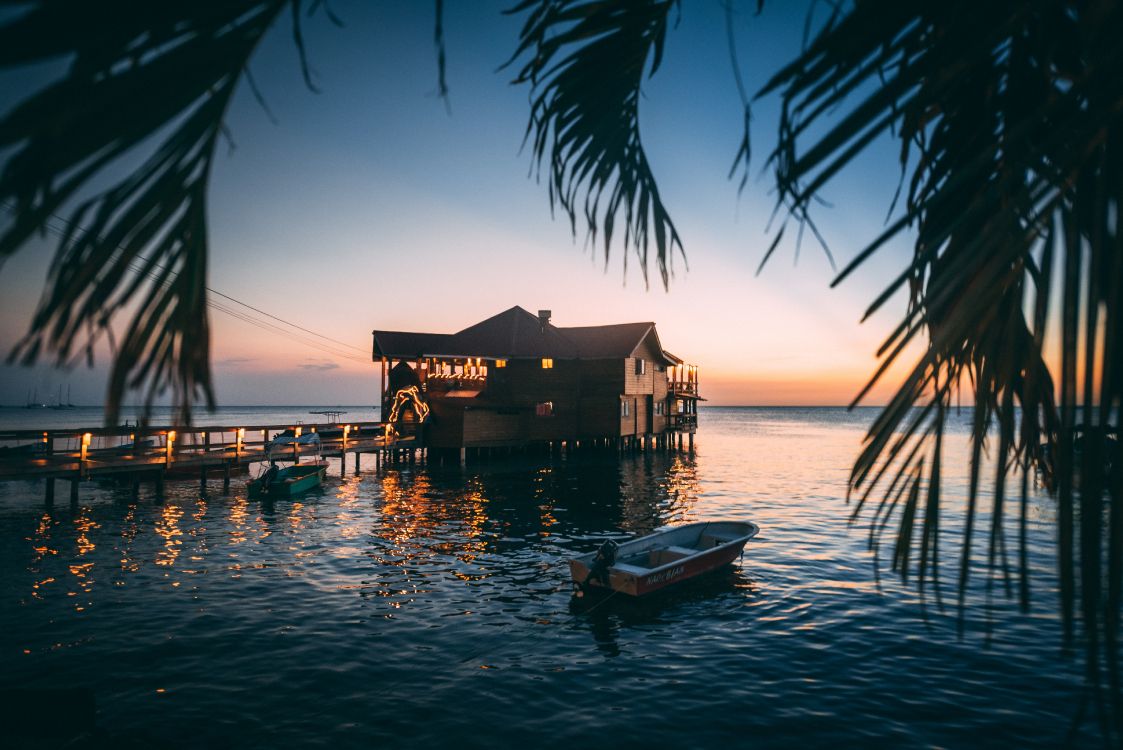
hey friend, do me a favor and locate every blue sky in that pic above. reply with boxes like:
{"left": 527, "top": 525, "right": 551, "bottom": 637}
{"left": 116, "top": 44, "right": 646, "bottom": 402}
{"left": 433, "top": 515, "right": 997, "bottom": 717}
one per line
{"left": 0, "top": 1, "right": 920, "bottom": 407}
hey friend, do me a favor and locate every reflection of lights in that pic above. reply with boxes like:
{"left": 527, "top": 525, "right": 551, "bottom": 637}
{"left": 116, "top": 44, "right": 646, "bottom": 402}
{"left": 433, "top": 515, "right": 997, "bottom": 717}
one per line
{"left": 288, "top": 501, "right": 305, "bottom": 533}
{"left": 229, "top": 497, "right": 249, "bottom": 545}
{"left": 119, "top": 504, "right": 140, "bottom": 572}
{"left": 74, "top": 507, "right": 99, "bottom": 557}
{"left": 30, "top": 512, "right": 58, "bottom": 562}
{"left": 154, "top": 503, "right": 184, "bottom": 568}
{"left": 368, "top": 472, "right": 492, "bottom": 604}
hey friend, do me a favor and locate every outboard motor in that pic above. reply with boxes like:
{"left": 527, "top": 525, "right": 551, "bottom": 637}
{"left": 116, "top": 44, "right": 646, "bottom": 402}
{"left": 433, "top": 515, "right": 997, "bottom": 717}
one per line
{"left": 575, "top": 539, "right": 619, "bottom": 598}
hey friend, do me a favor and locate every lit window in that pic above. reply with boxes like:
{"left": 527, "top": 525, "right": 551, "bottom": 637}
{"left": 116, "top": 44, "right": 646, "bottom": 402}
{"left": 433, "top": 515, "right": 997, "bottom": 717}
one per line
{"left": 536, "top": 401, "right": 554, "bottom": 417}
{"left": 635, "top": 358, "right": 646, "bottom": 375}
{"left": 541, "top": 358, "right": 553, "bottom": 369}
{"left": 621, "top": 400, "right": 630, "bottom": 417}
{"left": 495, "top": 359, "right": 507, "bottom": 368}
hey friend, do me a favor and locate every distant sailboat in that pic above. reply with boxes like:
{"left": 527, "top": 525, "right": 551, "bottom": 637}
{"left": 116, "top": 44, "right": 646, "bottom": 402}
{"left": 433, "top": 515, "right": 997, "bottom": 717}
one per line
{"left": 49, "top": 385, "right": 75, "bottom": 410}
{"left": 24, "top": 388, "right": 46, "bottom": 409}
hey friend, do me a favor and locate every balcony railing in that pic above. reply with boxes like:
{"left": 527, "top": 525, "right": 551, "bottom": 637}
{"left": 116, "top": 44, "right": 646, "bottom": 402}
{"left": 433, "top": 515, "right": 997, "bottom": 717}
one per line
{"left": 668, "top": 413, "right": 697, "bottom": 430}
{"left": 669, "top": 381, "right": 698, "bottom": 395}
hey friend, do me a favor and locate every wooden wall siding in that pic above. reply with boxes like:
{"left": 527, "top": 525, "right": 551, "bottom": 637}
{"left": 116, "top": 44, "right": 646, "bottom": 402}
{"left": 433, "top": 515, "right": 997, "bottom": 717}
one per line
{"left": 462, "top": 409, "right": 526, "bottom": 446}
{"left": 577, "top": 359, "right": 626, "bottom": 396}
{"left": 634, "top": 332, "right": 665, "bottom": 363}
{"left": 624, "top": 357, "right": 665, "bottom": 396}
{"left": 455, "top": 408, "right": 580, "bottom": 446}
{"left": 487, "top": 358, "right": 582, "bottom": 405}
{"left": 620, "top": 396, "right": 640, "bottom": 436}
{"left": 426, "top": 400, "right": 466, "bottom": 448}
{"left": 421, "top": 350, "right": 683, "bottom": 445}
{"left": 579, "top": 396, "right": 624, "bottom": 438}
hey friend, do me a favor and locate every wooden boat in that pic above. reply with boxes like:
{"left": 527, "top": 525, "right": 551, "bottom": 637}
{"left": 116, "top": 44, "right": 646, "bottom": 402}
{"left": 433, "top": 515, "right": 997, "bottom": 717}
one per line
{"left": 247, "top": 433, "right": 328, "bottom": 499}
{"left": 248, "top": 461, "right": 327, "bottom": 499}
{"left": 570, "top": 520, "right": 759, "bottom": 597}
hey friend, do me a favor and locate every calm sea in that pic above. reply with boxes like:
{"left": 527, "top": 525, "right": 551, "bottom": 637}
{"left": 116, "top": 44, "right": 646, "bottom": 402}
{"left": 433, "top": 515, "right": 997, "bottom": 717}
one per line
{"left": 0, "top": 406, "right": 1090, "bottom": 747}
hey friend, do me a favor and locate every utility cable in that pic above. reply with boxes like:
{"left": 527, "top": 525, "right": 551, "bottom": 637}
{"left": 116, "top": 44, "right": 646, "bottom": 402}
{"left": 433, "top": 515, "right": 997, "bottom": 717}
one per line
{"left": 30, "top": 213, "right": 372, "bottom": 364}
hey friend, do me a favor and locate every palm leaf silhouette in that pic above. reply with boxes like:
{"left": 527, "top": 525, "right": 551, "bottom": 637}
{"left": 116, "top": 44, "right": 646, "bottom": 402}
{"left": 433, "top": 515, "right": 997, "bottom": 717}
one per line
{"left": 0, "top": 0, "right": 297, "bottom": 423}
{"left": 758, "top": 0, "right": 1123, "bottom": 731}
{"left": 506, "top": 0, "right": 685, "bottom": 288}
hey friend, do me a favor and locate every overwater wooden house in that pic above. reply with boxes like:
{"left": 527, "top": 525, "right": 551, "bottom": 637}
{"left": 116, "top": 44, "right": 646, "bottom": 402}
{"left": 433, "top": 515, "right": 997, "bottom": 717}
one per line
{"left": 371, "top": 306, "right": 700, "bottom": 456}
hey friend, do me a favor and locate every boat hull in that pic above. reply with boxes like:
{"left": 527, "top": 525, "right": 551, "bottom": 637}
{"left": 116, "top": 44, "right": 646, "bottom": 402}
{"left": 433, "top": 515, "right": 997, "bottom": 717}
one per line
{"left": 569, "top": 521, "right": 758, "bottom": 597}
{"left": 248, "top": 461, "right": 327, "bottom": 500}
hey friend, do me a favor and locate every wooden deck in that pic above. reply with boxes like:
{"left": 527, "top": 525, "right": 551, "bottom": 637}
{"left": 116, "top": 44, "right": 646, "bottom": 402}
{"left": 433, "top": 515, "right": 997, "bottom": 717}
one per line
{"left": 0, "top": 421, "right": 420, "bottom": 496}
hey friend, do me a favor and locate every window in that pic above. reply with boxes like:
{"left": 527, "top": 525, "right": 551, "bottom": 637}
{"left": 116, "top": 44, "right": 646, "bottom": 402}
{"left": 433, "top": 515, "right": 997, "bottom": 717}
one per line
{"left": 621, "top": 400, "right": 630, "bottom": 417}
{"left": 635, "top": 358, "right": 646, "bottom": 375}
{"left": 536, "top": 401, "right": 554, "bottom": 417}
{"left": 655, "top": 402, "right": 664, "bottom": 415}
{"left": 495, "top": 359, "right": 507, "bottom": 368}
{"left": 541, "top": 358, "right": 554, "bottom": 369}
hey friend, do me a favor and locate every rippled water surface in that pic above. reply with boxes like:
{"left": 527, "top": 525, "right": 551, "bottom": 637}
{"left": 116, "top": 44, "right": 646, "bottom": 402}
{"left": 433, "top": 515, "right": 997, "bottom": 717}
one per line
{"left": 0, "top": 407, "right": 1090, "bottom": 747}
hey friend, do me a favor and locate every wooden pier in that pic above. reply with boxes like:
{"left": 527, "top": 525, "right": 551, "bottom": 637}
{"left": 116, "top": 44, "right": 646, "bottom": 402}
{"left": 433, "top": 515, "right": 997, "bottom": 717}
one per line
{"left": 0, "top": 420, "right": 421, "bottom": 500}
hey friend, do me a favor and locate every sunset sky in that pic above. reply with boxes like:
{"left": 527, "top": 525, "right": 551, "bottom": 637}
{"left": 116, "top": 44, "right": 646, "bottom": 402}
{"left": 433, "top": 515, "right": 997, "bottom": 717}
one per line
{"left": 0, "top": 1, "right": 921, "bottom": 407}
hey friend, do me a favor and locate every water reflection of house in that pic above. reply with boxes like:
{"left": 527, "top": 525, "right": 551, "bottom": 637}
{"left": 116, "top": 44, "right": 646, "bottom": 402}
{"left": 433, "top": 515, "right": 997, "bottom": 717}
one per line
{"left": 372, "top": 307, "right": 701, "bottom": 454}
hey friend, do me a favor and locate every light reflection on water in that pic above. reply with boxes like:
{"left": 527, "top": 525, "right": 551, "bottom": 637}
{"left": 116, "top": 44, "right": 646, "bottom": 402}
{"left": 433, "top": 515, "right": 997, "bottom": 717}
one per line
{"left": 0, "top": 407, "right": 1090, "bottom": 747}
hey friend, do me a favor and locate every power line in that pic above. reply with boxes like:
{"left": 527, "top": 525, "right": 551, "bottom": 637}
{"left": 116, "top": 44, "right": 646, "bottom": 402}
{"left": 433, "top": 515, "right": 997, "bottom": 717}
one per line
{"left": 29, "top": 213, "right": 372, "bottom": 364}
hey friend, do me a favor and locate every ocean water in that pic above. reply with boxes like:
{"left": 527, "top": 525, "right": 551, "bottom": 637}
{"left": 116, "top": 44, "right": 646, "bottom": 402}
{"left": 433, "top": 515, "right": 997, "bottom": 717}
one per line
{"left": 0, "top": 406, "right": 1091, "bottom": 747}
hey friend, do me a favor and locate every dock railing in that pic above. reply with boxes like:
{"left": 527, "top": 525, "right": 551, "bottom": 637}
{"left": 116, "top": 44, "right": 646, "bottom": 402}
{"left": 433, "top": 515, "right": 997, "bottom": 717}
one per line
{"left": 0, "top": 420, "right": 404, "bottom": 481}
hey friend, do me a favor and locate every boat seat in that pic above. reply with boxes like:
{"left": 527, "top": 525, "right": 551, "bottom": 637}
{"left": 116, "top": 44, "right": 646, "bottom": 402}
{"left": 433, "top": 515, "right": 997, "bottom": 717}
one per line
{"left": 648, "top": 546, "right": 695, "bottom": 566}
{"left": 612, "top": 563, "right": 650, "bottom": 576}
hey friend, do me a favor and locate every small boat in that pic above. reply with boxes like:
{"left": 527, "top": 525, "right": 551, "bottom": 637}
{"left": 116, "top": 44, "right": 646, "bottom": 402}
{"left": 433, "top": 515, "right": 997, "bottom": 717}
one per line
{"left": 247, "top": 433, "right": 328, "bottom": 499}
{"left": 570, "top": 520, "right": 759, "bottom": 597}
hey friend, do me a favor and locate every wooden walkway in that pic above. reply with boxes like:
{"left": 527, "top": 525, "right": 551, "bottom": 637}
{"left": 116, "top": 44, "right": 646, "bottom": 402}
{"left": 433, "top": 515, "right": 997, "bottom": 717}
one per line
{"left": 0, "top": 420, "right": 421, "bottom": 500}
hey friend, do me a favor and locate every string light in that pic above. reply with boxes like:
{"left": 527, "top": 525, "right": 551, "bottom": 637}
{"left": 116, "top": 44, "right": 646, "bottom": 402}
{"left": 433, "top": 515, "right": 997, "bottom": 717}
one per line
{"left": 387, "top": 385, "right": 430, "bottom": 425}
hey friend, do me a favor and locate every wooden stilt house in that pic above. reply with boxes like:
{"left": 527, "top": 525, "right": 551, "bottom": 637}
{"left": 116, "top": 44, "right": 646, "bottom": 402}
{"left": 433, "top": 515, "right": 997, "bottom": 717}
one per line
{"left": 371, "top": 306, "right": 701, "bottom": 450}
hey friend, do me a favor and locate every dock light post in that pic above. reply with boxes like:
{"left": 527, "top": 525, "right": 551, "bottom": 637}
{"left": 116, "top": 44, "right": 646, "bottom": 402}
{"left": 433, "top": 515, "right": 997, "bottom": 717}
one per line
{"left": 236, "top": 428, "right": 244, "bottom": 456}
{"left": 80, "top": 432, "right": 91, "bottom": 468}
{"left": 166, "top": 431, "right": 176, "bottom": 464}
{"left": 341, "top": 425, "right": 350, "bottom": 477}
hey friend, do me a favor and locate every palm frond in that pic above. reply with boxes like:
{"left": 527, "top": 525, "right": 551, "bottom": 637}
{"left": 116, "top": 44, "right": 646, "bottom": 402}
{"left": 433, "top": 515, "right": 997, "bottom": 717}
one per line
{"left": 762, "top": 0, "right": 1123, "bottom": 731}
{"left": 507, "top": 0, "right": 685, "bottom": 288}
{"left": 0, "top": 0, "right": 301, "bottom": 423}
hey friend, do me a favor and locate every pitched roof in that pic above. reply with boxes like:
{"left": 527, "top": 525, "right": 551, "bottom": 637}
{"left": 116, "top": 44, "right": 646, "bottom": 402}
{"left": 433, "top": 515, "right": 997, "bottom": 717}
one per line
{"left": 372, "top": 306, "right": 673, "bottom": 362}
{"left": 559, "top": 322, "right": 654, "bottom": 359}
{"left": 454, "top": 306, "right": 578, "bottom": 358}
{"left": 371, "top": 330, "right": 455, "bottom": 359}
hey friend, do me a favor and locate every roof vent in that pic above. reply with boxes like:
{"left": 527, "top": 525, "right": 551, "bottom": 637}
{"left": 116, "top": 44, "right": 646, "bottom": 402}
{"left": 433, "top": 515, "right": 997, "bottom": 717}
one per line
{"left": 538, "top": 309, "right": 552, "bottom": 331}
